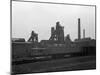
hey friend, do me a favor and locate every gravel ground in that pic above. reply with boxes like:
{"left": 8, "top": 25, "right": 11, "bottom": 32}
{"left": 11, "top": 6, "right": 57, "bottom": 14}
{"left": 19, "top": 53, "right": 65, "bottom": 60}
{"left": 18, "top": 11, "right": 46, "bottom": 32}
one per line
{"left": 12, "top": 56, "right": 96, "bottom": 74}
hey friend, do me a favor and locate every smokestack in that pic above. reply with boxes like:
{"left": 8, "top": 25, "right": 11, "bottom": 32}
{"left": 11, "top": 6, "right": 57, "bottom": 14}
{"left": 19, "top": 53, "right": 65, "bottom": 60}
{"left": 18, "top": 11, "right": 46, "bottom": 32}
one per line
{"left": 78, "top": 18, "right": 81, "bottom": 40}
{"left": 83, "top": 29, "right": 85, "bottom": 38}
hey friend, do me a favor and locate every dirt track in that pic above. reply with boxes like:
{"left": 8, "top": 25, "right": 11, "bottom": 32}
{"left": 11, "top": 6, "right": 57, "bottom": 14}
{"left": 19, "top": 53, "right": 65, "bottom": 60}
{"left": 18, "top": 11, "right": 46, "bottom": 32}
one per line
{"left": 12, "top": 56, "right": 96, "bottom": 74}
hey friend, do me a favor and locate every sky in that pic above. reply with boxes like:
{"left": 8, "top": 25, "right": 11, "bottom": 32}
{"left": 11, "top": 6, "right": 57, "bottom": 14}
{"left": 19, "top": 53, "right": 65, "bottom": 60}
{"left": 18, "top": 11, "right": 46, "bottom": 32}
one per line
{"left": 12, "top": 1, "right": 95, "bottom": 41}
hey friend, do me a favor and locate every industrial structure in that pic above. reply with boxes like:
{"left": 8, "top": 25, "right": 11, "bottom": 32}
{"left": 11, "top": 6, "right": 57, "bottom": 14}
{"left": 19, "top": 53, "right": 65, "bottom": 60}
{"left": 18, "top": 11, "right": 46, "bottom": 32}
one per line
{"left": 78, "top": 18, "right": 81, "bottom": 40}
{"left": 12, "top": 18, "right": 96, "bottom": 62}
{"left": 49, "top": 21, "right": 64, "bottom": 44}
{"left": 28, "top": 31, "right": 38, "bottom": 43}
{"left": 83, "top": 29, "right": 85, "bottom": 38}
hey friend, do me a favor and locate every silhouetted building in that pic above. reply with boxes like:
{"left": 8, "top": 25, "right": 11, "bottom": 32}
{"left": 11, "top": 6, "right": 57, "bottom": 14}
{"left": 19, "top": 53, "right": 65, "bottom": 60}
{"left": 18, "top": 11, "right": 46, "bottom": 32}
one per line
{"left": 12, "top": 19, "right": 96, "bottom": 61}
{"left": 28, "top": 31, "right": 38, "bottom": 43}
{"left": 49, "top": 22, "right": 64, "bottom": 44}
{"left": 49, "top": 27, "right": 56, "bottom": 41}
{"left": 12, "top": 38, "right": 25, "bottom": 42}
{"left": 65, "top": 34, "right": 71, "bottom": 47}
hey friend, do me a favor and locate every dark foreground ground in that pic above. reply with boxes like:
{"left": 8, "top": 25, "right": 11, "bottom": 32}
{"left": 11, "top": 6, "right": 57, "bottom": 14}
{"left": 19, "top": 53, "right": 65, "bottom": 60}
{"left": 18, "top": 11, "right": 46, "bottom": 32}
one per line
{"left": 12, "top": 56, "right": 96, "bottom": 74}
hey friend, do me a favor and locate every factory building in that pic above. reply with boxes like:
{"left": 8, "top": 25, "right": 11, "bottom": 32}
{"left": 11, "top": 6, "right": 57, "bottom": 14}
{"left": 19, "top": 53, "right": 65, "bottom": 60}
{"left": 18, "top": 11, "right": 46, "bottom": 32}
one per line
{"left": 12, "top": 18, "right": 96, "bottom": 59}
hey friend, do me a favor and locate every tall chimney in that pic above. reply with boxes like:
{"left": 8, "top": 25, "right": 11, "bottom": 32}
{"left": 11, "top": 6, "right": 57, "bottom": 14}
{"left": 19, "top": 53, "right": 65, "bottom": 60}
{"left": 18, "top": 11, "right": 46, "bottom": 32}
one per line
{"left": 78, "top": 18, "right": 81, "bottom": 40}
{"left": 83, "top": 29, "right": 85, "bottom": 38}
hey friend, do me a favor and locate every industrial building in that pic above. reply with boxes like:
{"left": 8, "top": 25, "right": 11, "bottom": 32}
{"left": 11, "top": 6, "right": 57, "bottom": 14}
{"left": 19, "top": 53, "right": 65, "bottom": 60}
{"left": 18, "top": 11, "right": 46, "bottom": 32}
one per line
{"left": 12, "top": 18, "right": 96, "bottom": 59}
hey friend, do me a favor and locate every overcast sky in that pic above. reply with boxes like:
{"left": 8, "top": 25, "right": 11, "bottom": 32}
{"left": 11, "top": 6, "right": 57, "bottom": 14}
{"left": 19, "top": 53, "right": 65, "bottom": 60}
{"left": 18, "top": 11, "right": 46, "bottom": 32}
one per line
{"left": 12, "top": 1, "right": 95, "bottom": 41}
